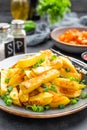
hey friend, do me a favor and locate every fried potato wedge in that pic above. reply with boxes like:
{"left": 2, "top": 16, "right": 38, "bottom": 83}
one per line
{"left": 20, "top": 69, "right": 59, "bottom": 94}
{"left": 29, "top": 92, "right": 53, "bottom": 106}
{"left": 8, "top": 69, "right": 24, "bottom": 87}
{"left": 50, "top": 58, "right": 63, "bottom": 69}
{"left": 50, "top": 94, "right": 70, "bottom": 108}
{"left": 0, "top": 70, "right": 8, "bottom": 95}
{"left": 58, "top": 56, "right": 78, "bottom": 73}
{"left": 32, "top": 66, "right": 52, "bottom": 75}
{"left": 18, "top": 89, "right": 29, "bottom": 103}
{"left": 17, "top": 53, "right": 43, "bottom": 68}
{"left": 16, "top": 50, "right": 53, "bottom": 69}
{"left": 32, "top": 58, "right": 63, "bottom": 76}
{"left": 10, "top": 87, "right": 21, "bottom": 106}
{"left": 59, "top": 68, "right": 82, "bottom": 81}
{"left": 59, "top": 87, "right": 82, "bottom": 98}
{"left": 54, "top": 78, "right": 86, "bottom": 90}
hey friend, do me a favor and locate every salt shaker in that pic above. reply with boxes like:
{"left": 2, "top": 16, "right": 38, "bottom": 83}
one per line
{"left": 0, "top": 23, "right": 14, "bottom": 60}
{"left": 11, "top": 20, "right": 27, "bottom": 55}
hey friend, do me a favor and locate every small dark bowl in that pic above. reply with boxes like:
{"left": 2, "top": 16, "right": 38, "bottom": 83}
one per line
{"left": 81, "top": 51, "right": 87, "bottom": 62}
{"left": 51, "top": 26, "right": 87, "bottom": 53}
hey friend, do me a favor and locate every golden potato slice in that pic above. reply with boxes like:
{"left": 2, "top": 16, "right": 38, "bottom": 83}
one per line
{"left": 10, "top": 87, "right": 21, "bottom": 106}
{"left": 32, "top": 58, "right": 62, "bottom": 76}
{"left": 29, "top": 92, "right": 53, "bottom": 106}
{"left": 16, "top": 50, "right": 52, "bottom": 69}
{"left": 54, "top": 78, "right": 86, "bottom": 91}
{"left": 16, "top": 53, "right": 44, "bottom": 68}
{"left": 8, "top": 69, "right": 24, "bottom": 87}
{"left": 0, "top": 69, "right": 8, "bottom": 95}
{"left": 24, "top": 70, "right": 32, "bottom": 78}
{"left": 32, "top": 66, "right": 52, "bottom": 75}
{"left": 59, "top": 87, "right": 82, "bottom": 98}
{"left": 50, "top": 94, "right": 70, "bottom": 108}
{"left": 18, "top": 89, "right": 29, "bottom": 103}
{"left": 58, "top": 56, "right": 78, "bottom": 73}
{"left": 50, "top": 58, "right": 63, "bottom": 69}
{"left": 7, "top": 68, "right": 20, "bottom": 78}
{"left": 59, "top": 68, "right": 82, "bottom": 81}
{"left": 20, "top": 69, "right": 59, "bottom": 94}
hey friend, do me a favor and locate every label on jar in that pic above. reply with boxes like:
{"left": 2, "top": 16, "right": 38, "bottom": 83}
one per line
{"left": 14, "top": 38, "right": 25, "bottom": 54}
{"left": 4, "top": 41, "right": 14, "bottom": 58}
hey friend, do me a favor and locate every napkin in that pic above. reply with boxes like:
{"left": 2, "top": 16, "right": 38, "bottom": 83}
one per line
{"left": 27, "top": 22, "right": 50, "bottom": 46}
{"left": 27, "top": 12, "right": 87, "bottom": 47}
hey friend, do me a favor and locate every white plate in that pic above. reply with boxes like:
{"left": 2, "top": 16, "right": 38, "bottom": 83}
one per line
{"left": 0, "top": 53, "right": 87, "bottom": 118}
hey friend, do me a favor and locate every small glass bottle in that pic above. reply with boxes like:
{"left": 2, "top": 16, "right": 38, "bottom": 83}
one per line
{"left": 0, "top": 23, "right": 14, "bottom": 60}
{"left": 11, "top": 20, "right": 27, "bottom": 55}
{"left": 11, "top": 0, "right": 29, "bottom": 20}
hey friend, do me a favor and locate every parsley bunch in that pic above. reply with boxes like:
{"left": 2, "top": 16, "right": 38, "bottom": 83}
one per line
{"left": 37, "top": 0, "right": 71, "bottom": 24}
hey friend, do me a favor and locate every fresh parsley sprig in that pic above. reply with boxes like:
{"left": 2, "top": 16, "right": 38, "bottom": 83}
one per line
{"left": 37, "top": 0, "right": 71, "bottom": 24}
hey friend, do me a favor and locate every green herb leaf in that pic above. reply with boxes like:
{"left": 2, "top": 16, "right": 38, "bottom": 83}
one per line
{"left": 32, "top": 58, "right": 45, "bottom": 68}
{"left": 65, "top": 68, "right": 70, "bottom": 72}
{"left": 58, "top": 104, "right": 65, "bottom": 109}
{"left": 50, "top": 54, "right": 57, "bottom": 61}
{"left": 49, "top": 86, "right": 57, "bottom": 93}
{"left": 80, "top": 79, "right": 86, "bottom": 85}
{"left": 43, "top": 87, "right": 49, "bottom": 92}
{"left": 37, "top": 0, "right": 71, "bottom": 24}
{"left": 44, "top": 105, "right": 50, "bottom": 110}
{"left": 68, "top": 77, "right": 79, "bottom": 82}
{"left": 5, "top": 78, "right": 10, "bottom": 83}
{"left": 6, "top": 99, "right": 12, "bottom": 106}
{"left": 7, "top": 86, "right": 13, "bottom": 92}
{"left": 24, "top": 20, "right": 36, "bottom": 32}
{"left": 70, "top": 99, "right": 78, "bottom": 105}
{"left": 80, "top": 92, "right": 87, "bottom": 99}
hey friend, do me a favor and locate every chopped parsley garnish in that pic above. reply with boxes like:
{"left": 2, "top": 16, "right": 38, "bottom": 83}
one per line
{"left": 1, "top": 94, "right": 12, "bottom": 106}
{"left": 26, "top": 104, "right": 50, "bottom": 112}
{"left": 43, "top": 87, "right": 49, "bottom": 92}
{"left": 32, "top": 58, "right": 45, "bottom": 68}
{"left": 42, "top": 83, "right": 57, "bottom": 93}
{"left": 58, "top": 104, "right": 65, "bottom": 109}
{"left": 49, "top": 86, "right": 57, "bottom": 93}
{"left": 5, "top": 78, "right": 10, "bottom": 83}
{"left": 80, "top": 92, "right": 87, "bottom": 99}
{"left": 26, "top": 104, "right": 44, "bottom": 112}
{"left": 65, "top": 68, "right": 70, "bottom": 72}
{"left": 7, "top": 86, "right": 13, "bottom": 92}
{"left": 68, "top": 77, "right": 79, "bottom": 82}
{"left": 44, "top": 105, "right": 50, "bottom": 110}
{"left": 80, "top": 79, "right": 86, "bottom": 85}
{"left": 50, "top": 54, "right": 57, "bottom": 61}
{"left": 70, "top": 99, "right": 78, "bottom": 105}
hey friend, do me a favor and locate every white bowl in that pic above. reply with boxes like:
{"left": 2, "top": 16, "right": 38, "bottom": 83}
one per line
{"left": 51, "top": 26, "right": 87, "bottom": 53}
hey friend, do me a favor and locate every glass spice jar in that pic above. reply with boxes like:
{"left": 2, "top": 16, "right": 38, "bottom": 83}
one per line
{"left": 11, "top": 20, "right": 27, "bottom": 55}
{"left": 0, "top": 23, "right": 14, "bottom": 60}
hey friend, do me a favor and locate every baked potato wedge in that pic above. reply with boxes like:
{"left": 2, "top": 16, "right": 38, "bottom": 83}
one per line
{"left": 29, "top": 92, "right": 53, "bottom": 106}
{"left": 50, "top": 93, "right": 70, "bottom": 108}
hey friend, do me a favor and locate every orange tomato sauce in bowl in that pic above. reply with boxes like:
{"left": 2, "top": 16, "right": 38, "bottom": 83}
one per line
{"left": 59, "top": 29, "right": 87, "bottom": 45}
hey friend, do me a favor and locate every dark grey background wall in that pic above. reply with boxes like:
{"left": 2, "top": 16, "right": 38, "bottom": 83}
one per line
{"left": 0, "top": 0, "right": 87, "bottom": 13}
{"left": 71, "top": 0, "right": 87, "bottom": 12}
